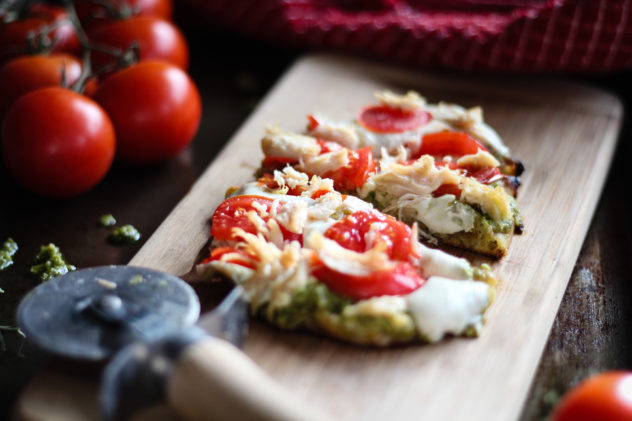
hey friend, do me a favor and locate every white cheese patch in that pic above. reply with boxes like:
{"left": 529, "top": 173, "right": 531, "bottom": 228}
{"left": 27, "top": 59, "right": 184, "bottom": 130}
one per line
{"left": 405, "top": 276, "right": 490, "bottom": 342}
{"left": 390, "top": 194, "right": 475, "bottom": 234}
{"left": 261, "top": 126, "right": 320, "bottom": 160}
{"left": 416, "top": 242, "right": 472, "bottom": 280}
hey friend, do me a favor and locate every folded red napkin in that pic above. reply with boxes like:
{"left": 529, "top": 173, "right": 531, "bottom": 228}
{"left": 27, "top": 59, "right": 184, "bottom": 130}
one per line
{"left": 180, "top": 0, "right": 631, "bottom": 73}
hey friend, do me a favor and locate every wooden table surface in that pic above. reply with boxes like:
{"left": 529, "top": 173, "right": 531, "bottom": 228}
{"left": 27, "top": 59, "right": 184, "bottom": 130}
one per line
{"left": 1, "top": 5, "right": 632, "bottom": 420}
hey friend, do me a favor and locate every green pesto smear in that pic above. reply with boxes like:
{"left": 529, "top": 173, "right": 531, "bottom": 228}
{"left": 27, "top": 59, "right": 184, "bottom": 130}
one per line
{"left": 29, "top": 244, "right": 76, "bottom": 282}
{"left": 108, "top": 224, "right": 141, "bottom": 245}
{"left": 98, "top": 214, "right": 117, "bottom": 227}
{"left": 0, "top": 238, "right": 18, "bottom": 271}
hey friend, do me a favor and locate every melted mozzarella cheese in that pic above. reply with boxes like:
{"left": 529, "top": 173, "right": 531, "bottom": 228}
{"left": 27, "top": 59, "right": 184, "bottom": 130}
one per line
{"left": 392, "top": 194, "right": 476, "bottom": 234}
{"left": 405, "top": 276, "right": 490, "bottom": 342}
{"left": 416, "top": 242, "right": 473, "bottom": 280}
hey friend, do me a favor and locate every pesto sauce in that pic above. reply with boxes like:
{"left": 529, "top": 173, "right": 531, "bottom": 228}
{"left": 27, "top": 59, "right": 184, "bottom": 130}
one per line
{"left": 98, "top": 214, "right": 117, "bottom": 227}
{"left": 29, "top": 244, "right": 76, "bottom": 282}
{"left": 0, "top": 238, "right": 18, "bottom": 271}
{"left": 108, "top": 224, "right": 141, "bottom": 245}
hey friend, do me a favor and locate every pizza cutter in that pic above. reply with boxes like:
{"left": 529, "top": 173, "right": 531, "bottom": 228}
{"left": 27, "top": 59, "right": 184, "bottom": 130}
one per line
{"left": 17, "top": 265, "right": 325, "bottom": 421}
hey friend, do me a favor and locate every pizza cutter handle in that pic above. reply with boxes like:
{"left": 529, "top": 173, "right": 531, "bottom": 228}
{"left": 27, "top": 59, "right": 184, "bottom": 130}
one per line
{"left": 167, "top": 337, "right": 326, "bottom": 421}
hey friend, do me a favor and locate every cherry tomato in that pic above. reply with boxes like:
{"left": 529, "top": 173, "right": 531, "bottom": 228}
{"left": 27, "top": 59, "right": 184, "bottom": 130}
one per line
{"left": 88, "top": 17, "right": 188, "bottom": 73}
{"left": 358, "top": 105, "right": 431, "bottom": 133}
{"left": 0, "top": 4, "right": 79, "bottom": 63}
{"left": 553, "top": 371, "right": 632, "bottom": 421}
{"left": 211, "top": 196, "right": 302, "bottom": 243}
{"left": 321, "top": 146, "right": 375, "bottom": 191}
{"left": 313, "top": 261, "right": 424, "bottom": 300}
{"left": 0, "top": 54, "right": 82, "bottom": 123}
{"left": 2, "top": 87, "right": 115, "bottom": 197}
{"left": 75, "top": 0, "right": 173, "bottom": 25}
{"left": 202, "top": 247, "right": 256, "bottom": 269}
{"left": 324, "top": 210, "right": 417, "bottom": 263}
{"left": 415, "top": 131, "right": 487, "bottom": 158}
{"left": 93, "top": 61, "right": 201, "bottom": 164}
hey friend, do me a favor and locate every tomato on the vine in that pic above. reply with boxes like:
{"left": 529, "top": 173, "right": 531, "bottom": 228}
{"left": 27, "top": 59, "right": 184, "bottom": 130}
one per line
{"left": 0, "top": 54, "right": 82, "bottom": 123}
{"left": 87, "top": 16, "right": 188, "bottom": 73}
{"left": 553, "top": 371, "right": 632, "bottom": 421}
{"left": 75, "top": 0, "right": 173, "bottom": 25}
{"left": 93, "top": 60, "right": 201, "bottom": 164}
{"left": 2, "top": 87, "right": 115, "bottom": 197}
{"left": 0, "top": 4, "right": 79, "bottom": 63}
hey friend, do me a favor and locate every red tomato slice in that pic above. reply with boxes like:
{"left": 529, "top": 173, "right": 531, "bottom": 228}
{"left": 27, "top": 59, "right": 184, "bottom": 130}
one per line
{"left": 322, "top": 147, "right": 376, "bottom": 191}
{"left": 211, "top": 195, "right": 302, "bottom": 243}
{"left": 313, "top": 261, "right": 425, "bottom": 300}
{"left": 358, "top": 105, "right": 431, "bottom": 133}
{"left": 324, "top": 210, "right": 417, "bottom": 263}
{"left": 202, "top": 247, "right": 256, "bottom": 269}
{"left": 468, "top": 167, "right": 503, "bottom": 184}
{"left": 432, "top": 184, "right": 461, "bottom": 198}
{"left": 307, "top": 114, "right": 320, "bottom": 131}
{"left": 261, "top": 156, "right": 296, "bottom": 173}
{"left": 415, "top": 132, "right": 488, "bottom": 158}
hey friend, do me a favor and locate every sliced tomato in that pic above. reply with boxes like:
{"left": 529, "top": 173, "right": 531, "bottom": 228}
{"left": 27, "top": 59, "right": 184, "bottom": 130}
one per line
{"left": 211, "top": 195, "right": 302, "bottom": 243}
{"left": 324, "top": 210, "right": 417, "bottom": 263}
{"left": 432, "top": 184, "right": 461, "bottom": 198}
{"left": 313, "top": 261, "right": 424, "bottom": 300}
{"left": 358, "top": 105, "right": 431, "bottom": 133}
{"left": 261, "top": 156, "right": 296, "bottom": 173}
{"left": 307, "top": 114, "right": 320, "bottom": 131}
{"left": 415, "top": 131, "right": 487, "bottom": 159}
{"left": 202, "top": 247, "right": 256, "bottom": 269}
{"left": 468, "top": 166, "right": 503, "bottom": 184}
{"left": 322, "top": 147, "right": 375, "bottom": 192}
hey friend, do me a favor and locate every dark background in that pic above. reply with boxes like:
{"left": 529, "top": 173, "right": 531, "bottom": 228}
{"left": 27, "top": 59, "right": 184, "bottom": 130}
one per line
{"left": 1, "top": 2, "right": 632, "bottom": 419}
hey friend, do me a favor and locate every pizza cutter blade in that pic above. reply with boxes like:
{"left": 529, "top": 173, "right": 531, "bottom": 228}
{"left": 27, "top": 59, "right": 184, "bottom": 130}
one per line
{"left": 17, "top": 265, "right": 326, "bottom": 421}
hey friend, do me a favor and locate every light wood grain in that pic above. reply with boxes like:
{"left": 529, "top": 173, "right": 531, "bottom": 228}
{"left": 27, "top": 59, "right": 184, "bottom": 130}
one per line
{"left": 124, "top": 54, "right": 620, "bottom": 420}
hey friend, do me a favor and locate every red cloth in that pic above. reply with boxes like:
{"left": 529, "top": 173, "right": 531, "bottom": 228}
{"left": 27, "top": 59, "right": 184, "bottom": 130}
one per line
{"left": 180, "top": 0, "right": 632, "bottom": 73}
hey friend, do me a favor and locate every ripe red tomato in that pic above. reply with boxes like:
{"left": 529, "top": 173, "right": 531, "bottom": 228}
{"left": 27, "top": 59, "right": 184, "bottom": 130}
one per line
{"left": 0, "top": 4, "right": 80, "bottom": 63}
{"left": 358, "top": 105, "right": 431, "bottom": 133}
{"left": 2, "top": 87, "right": 115, "bottom": 197}
{"left": 324, "top": 210, "right": 417, "bottom": 263}
{"left": 321, "top": 146, "right": 376, "bottom": 191}
{"left": 313, "top": 209, "right": 425, "bottom": 300}
{"left": 313, "top": 261, "right": 425, "bottom": 300}
{"left": 552, "top": 371, "right": 632, "bottom": 421}
{"left": 415, "top": 131, "right": 487, "bottom": 158}
{"left": 202, "top": 247, "right": 256, "bottom": 269}
{"left": 0, "top": 54, "right": 82, "bottom": 123}
{"left": 211, "top": 196, "right": 302, "bottom": 243}
{"left": 87, "top": 17, "right": 188, "bottom": 73}
{"left": 93, "top": 61, "right": 201, "bottom": 164}
{"left": 75, "top": 0, "right": 173, "bottom": 25}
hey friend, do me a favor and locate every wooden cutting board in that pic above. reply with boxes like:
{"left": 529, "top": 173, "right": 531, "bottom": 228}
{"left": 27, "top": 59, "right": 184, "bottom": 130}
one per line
{"left": 16, "top": 53, "right": 622, "bottom": 421}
